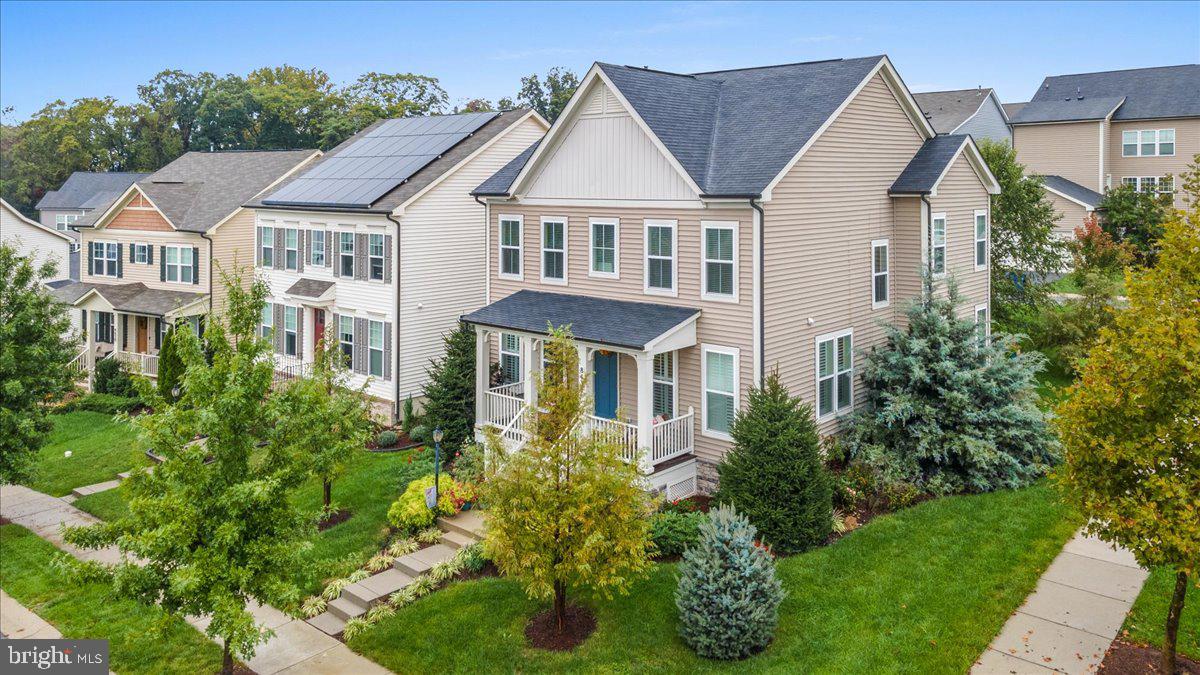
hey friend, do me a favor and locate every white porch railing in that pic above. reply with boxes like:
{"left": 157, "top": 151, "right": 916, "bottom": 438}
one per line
{"left": 585, "top": 415, "right": 640, "bottom": 464}
{"left": 68, "top": 348, "right": 88, "bottom": 379}
{"left": 651, "top": 408, "right": 695, "bottom": 464}
{"left": 273, "top": 358, "right": 311, "bottom": 385}
{"left": 495, "top": 405, "right": 530, "bottom": 452}
{"left": 113, "top": 350, "right": 159, "bottom": 377}
{"left": 482, "top": 382, "right": 525, "bottom": 428}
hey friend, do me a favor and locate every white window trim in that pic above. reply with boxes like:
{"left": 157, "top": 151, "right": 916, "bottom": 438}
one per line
{"left": 499, "top": 333, "right": 521, "bottom": 384}
{"left": 815, "top": 328, "right": 854, "bottom": 421}
{"left": 1125, "top": 176, "right": 1171, "bottom": 194}
{"left": 701, "top": 221, "right": 739, "bottom": 303}
{"left": 284, "top": 228, "right": 299, "bottom": 271}
{"left": 1122, "top": 128, "right": 1175, "bottom": 157}
{"left": 539, "top": 216, "right": 568, "bottom": 285}
{"left": 975, "top": 303, "right": 990, "bottom": 347}
{"left": 259, "top": 225, "right": 274, "bottom": 269}
{"left": 260, "top": 304, "right": 273, "bottom": 340}
{"left": 91, "top": 240, "right": 119, "bottom": 278}
{"left": 338, "top": 314, "right": 354, "bottom": 366}
{"left": 643, "top": 219, "right": 678, "bottom": 297}
{"left": 700, "top": 344, "right": 739, "bottom": 441}
{"left": 283, "top": 305, "right": 298, "bottom": 357}
{"left": 367, "top": 319, "right": 385, "bottom": 378}
{"left": 310, "top": 229, "right": 326, "bottom": 267}
{"left": 498, "top": 214, "right": 523, "bottom": 281}
{"left": 338, "top": 231, "right": 355, "bottom": 277}
{"left": 587, "top": 217, "right": 620, "bottom": 279}
{"left": 930, "top": 213, "right": 947, "bottom": 279}
{"left": 973, "top": 209, "right": 989, "bottom": 272}
{"left": 133, "top": 243, "right": 149, "bottom": 264}
{"left": 652, "top": 351, "right": 677, "bottom": 419}
{"left": 163, "top": 245, "right": 194, "bottom": 285}
{"left": 368, "top": 233, "right": 386, "bottom": 282}
{"left": 871, "top": 238, "right": 889, "bottom": 310}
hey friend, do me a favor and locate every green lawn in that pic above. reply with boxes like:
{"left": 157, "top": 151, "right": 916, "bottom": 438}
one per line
{"left": 27, "top": 411, "right": 148, "bottom": 496}
{"left": 1033, "top": 348, "right": 1074, "bottom": 408}
{"left": 349, "top": 483, "right": 1079, "bottom": 674}
{"left": 1122, "top": 567, "right": 1200, "bottom": 660}
{"left": 74, "top": 446, "right": 435, "bottom": 599}
{"left": 0, "top": 524, "right": 223, "bottom": 674}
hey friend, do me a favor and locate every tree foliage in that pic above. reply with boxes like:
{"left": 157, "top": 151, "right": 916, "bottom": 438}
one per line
{"left": 516, "top": 67, "right": 580, "bottom": 122}
{"left": 1098, "top": 182, "right": 1174, "bottom": 262}
{"left": 676, "top": 504, "right": 785, "bottom": 660}
{"left": 421, "top": 322, "right": 476, "bottom": 469}
{"left": 977, "top": 139, "right": 1066, "bottom": 326}
{"left": 844, "top": 276, "right": 1059, "bottom": 495}
{"left": 155, "top": 324, "right": 184, "bottom": 403}
{"left": 714, "top": 371, "right": 832, "bottom": 554}
{"left": 482, "top": 327, "right": 653, "bottom": 632}
{"left": 1056, "top": 208, "right": 1200, "bottom": 674}
{"left": 0, "top": 244, "right": 77, "bottom": 483}
{"left": 61, "top": 271, "right": 314, "bottom": 675}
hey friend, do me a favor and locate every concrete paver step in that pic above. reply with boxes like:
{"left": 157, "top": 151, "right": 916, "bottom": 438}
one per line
{"left": 437, "top": 510, "right": 485, "bottom": 539}
{"left": 439, "top": 529, "right": 475, "bottom": 550}
{"left": 71, "top": 479, "right": 121, "bottom": 499}
{"left": 356, "top": 568, "right": 412, "bottom": 599}
{"left": 326, "top": 596, "right": 366, "bottom": 621}
{"left": 394, "top": 543, "right": 456, "bottom": 577}
{"left": 341, "top": 582, "right": 380, "bottom": 607}
{"left": 305, "top": 611, "right": 347, "bottom": 636}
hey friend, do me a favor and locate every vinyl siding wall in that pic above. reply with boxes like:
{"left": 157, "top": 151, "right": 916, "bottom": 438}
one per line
{"left": 208, "top": 208, "right": 258, "bottom": 319}
{"left": 2, "top": 206, "right": 72, "bottom": 282}
{"left": 762, "top": 73, "right": 925, "bottom": 434}
{"left": 1044, "top": 191, "right": 1092, "bottom": 239}
{"left": 956, "top": 96, "right": 1012, "bottom": 144}
{"left": 1013, "top": 121, "right": 1103, "bottom": 192}
{"left": 1106, "top": 117, "right": 1199, "bottom": 209}
{"left": 891, "top": 196, "right": 924, "bottom": 317}
{"left": 486, "top": 203, "right": 755, "bottom": 474}
{"left": 255, "top": 209, "right": 397, "bottom": 404}
{"left": 81, "top": 227, "right": 209, "bottom": 292}
{"left": 927, "top": 159, "right": 992, "bottom": 320}
{"left": 396, "top": 115, "right": 547, "bottom": 402}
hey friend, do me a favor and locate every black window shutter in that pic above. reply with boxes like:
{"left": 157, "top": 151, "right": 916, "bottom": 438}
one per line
{"left": 160, "top": 247, "right": 166, "bottom": 281}
{"left": 88, "top": 244, "right": 95, "bottom": 276}
{"left": 121, "top": 314, "right": 128, "bottom": 350}
{"left": 148, "top": 245, "right": 154, "bottom": 265}
{"left": 129, "top": 245, "right": 135, "bottom": 262}
{"left": 383, "top": 235, "right": 393, "bottom": 284}
{"left": 116, "top": 244, "right": 124, "bottom": 278}
{"left": 154, "top": 318, "right": 162, "bottom": 349}
{"left": 192, "top": 247, "right": 200, "bottom": 285}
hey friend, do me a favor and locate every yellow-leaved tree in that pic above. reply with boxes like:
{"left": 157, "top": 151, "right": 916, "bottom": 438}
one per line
{"left": 482, "top": 326, "right": 653, "bottom": 640}
{"left": 1056, "top": 206, "right": 1200, "bottom": 674}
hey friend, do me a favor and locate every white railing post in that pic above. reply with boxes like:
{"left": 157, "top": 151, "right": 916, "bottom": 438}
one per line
{"left": 634, "top": 353, "right": 654, "bottom": 474}
{"left": 475, "top": 328, "right": 488, "bottom": 428}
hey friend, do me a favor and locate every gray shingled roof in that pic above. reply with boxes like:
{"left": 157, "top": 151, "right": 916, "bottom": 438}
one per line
{"left": 285, "top": 278, "right": 335, "bottom": 299}
{"left": 462, "top": 290, "right": 699, "bottom": 350}
{"left": 1013, "top": 64, "right": 1199, "bottom": 124}
{"left": 49, "top": 281, "right": 206, "bottom": 316}
{"left": 477, "top": 58, "right": 890, "bottom": 197}
{"left": 889, "top": 135, "right": 969, "bottom": 195}
{"left": 35, "top": 172, "right": 149, "bottom": 211}
{"left": 1040, "top": 175, "right": 1103, "bottom": 208}
{"left": 251, "top": 109, "right": 535, "bottom": 213}
{"left": 913, "top": 88, "right": 996, "bottom": 134}
{"left": 472, "top": 140, "right": 540, "bottom": 196}
{"left": 74, "top": 150, "right": 316, "bottom": 232}
{"left": 1009, "top": 96, "right": 1125, "bottom": 124}
{"left": 1002, "top": 102, "right": 1027, "bottom": 119}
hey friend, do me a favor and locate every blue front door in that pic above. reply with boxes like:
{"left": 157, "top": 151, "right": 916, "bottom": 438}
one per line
{"left": 593, "top": 352, "right": 618, "bottom": 419}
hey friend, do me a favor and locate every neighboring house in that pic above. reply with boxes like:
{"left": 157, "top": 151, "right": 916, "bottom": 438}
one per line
{"left": 914, "top": 87, "right": 1012, "bottom": 143}
{"left": 246, "top": 109, "right": 548, "bottom": 420}
{"left": 467, "top": 56, "right": 999, "bottom": 498}
{"left": 2, "top": 198, "right": 75, "bottom": 281}
{"left": 1010, "top": 64, "right": 1200, "bottom": 237}
{"left": 1002, "top": 102, "right": 1027, "bottom": 119}
{"left": 48, "top": 150, "right": 317, "bottom": 380}
{"left": 35, "top": 171, "right": 149, "bottom": 238}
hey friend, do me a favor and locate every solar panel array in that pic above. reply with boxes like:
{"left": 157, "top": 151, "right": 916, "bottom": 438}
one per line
{"left": 262, "top": 112, "right": 499, "bottom": 208}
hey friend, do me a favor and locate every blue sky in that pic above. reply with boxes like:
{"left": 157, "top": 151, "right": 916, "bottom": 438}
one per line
{"left": 2, "top": 1, "right": 1198, "bottom": 122}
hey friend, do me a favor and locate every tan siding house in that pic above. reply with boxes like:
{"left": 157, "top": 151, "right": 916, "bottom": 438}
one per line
{"left": 1011, "top": 64, "right": 1200, "bottom": 236}
{"left": 468, "top": 56, "right": 999, "bottom": 497}
{"left": 49, "top": 150, "right": 317, "bottom": 380}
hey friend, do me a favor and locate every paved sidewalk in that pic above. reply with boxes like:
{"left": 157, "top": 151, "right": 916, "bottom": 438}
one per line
{"left": 1, "top": 589, "right": 62, "bottom": 639}
{"left": 0, "top": 484, "right": 390, "bottom": 675}
{"left": 972, "top": 530, "right": 1149, "bottom": 674}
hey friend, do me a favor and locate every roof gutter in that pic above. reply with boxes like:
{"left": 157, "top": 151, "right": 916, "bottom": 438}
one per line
{"left": 199, "top": 230, "right": 215, "bottom": 309}
{"left": 386, "top": 211, "right": 403, "bottom": 423}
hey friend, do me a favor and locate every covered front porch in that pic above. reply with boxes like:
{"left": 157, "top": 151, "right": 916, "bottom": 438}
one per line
{"left": 52, "top": 281, "right": 208, "bottom": 380}
{"left": 464, "top": 290, "right": 701, "bottom": 496}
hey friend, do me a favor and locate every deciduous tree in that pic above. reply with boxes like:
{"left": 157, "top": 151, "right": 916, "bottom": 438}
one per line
{"left": 0, "top": 244, "right": 76, "bottom": 483}
{"left": 1098, "top": 182, "right": 1173, "bottom": 262}
{"left": 1056, "top": 208, "right": 1200, "bottom": 675}
{"left": 482, "top": 327, "right": 653, "bottom": 634}
{"left": 516, "top": 67, "right": 579, "bottom": 122}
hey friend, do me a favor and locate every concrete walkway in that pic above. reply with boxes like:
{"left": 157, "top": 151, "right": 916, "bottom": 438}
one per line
{"left": 0, "top": 484, "right": 390, "bottom": 675}
{"left": 1, "top": 589, "right": 62, "bottom": 639}
{"left": 973, "top": 530, "right": 1149, "bottom": 674}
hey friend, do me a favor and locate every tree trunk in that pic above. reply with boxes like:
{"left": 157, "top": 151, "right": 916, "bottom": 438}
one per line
{"left": 323, "top": 479, "right": 332, "bottom": 510}
{"left": 553, "top": 581, "right": 567, "bottom": 633}
{"left": 1163, "top": 570, "right": 1188, "bottom": 675}
{"left": 222, "top": 640, "right": 233, "bottom": 675}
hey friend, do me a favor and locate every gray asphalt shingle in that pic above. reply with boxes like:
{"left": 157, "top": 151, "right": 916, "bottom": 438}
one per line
{"left": 889, "top": 135, "right": 969, "bottom": 195}
{"left": 1012, "top": 64, "right": 1199, "bottom": 124}
{"left": 462, "top": 290, "right": 699, "bottom": 350}
{"left": 49, "top": 281, "right": 206, "bottom": 316}
{"left": 1040, "top": 175, "right": 1104, "bottom": 208}
{"left": 913, "top": 88, "right": 996, "bottom": 133}
{"left": 35, "top": 172, "right": 149, "bottom": 211}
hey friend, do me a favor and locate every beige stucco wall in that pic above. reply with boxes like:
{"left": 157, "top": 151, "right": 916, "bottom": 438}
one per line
{"left": 1106, "top": 118, "right": 1200, "bottom": 209}
{"left": 486, "top": 203, "right": 755, "bottom": 472}
{"left": 1013, "top": 121, "right": 1103, "bottom": 192}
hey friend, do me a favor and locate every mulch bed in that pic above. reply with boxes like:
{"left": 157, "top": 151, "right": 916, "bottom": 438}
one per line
{"left": 0, "top": 516, "right": 11, "bottom": 526}
{"left": 365, "top": 430, "right": 422, "bottom": 453}
{"left": 1100, "top": 639, "right": 1200, "bottom": 674}
{"left": 525, "top": 604, "right": 597, "bottom": 651}
{"left": 231, "top": 665, "right": 257, "bottom": 675}
{"left": 317, "top": 508, "right": 353, "bottom": 532}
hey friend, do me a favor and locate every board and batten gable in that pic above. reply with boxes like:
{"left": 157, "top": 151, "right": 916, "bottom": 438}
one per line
{"left": 523, "top": 79, "right": 699, "bottom": 204}
{"left": 1013, "top": 121, "right": 1104, "bottom": 193}
{"left": 253, "top": 208, "right": 397, "bottom": 403}
{"left": 395, "top": 114, "right": 548, "bottom": 402}
{"left": 762, "top": 71, "right": 926, "bottom": 432}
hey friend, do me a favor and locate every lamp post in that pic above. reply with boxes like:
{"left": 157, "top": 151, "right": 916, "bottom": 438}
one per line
{"left": 432, "top": 427, "right": 444, "bottom": 504}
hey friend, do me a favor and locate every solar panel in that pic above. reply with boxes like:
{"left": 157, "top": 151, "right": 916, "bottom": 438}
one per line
{"left": 262, "top": 112, "right": 499, "bottom": 208}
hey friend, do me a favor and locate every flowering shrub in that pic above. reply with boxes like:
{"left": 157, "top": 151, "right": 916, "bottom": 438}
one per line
{"left": 438, "top": 479, "right": 477, "bottom": 512}
{"left": 1070, "top": 213, "right": 1133, "bottom": 274}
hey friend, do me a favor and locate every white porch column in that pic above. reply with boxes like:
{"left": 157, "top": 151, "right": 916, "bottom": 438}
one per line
{"left": 634, "top": 352, "right": 654, "bottom": 475}
{"left": 521, "top": 336, "right": 538, "bottom": 409}
{"left": 575, "top": 344, "right": 590, "bottom": 384}
{"left": 474, "top": 327, "right": 488, "bottom": 426}
{"left": 85, "top": 311, "right": 95, "bottom": 377}
{"left": 114, "top": 312, "right": 124, "bottom": 355}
